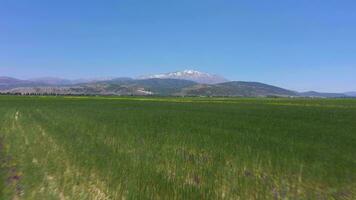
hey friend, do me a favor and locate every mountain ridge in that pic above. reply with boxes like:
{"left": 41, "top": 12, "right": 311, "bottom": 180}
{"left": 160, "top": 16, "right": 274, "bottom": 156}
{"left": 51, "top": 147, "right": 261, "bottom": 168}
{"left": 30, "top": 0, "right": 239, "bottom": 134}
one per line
{"left": 0, "top": 70, "right": 354, "bottom": 97}
{"left": 179, "top": 81, "right": 297, "bottom": 97}
{"left": 300, "top": 91, "right": 349, "bottom": 98}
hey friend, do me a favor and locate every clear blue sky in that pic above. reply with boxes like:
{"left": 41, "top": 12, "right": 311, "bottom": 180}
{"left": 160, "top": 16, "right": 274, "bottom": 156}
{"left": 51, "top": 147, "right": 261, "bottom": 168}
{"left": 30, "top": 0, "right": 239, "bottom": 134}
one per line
{"left": 1, "top": 0, "right": 355, "bottom": 92}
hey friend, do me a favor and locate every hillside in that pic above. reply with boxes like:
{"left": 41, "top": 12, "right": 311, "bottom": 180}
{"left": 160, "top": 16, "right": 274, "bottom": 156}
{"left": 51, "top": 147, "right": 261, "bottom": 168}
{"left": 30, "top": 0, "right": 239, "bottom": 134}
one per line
{"left": 1, "top": 78, "right": 198, "bottom": 96}
{"left": 300, "top": 91, "right": 348, "bottom": 98}
{"left": 0, "top": 77, "right": 35, "bottom": 89}
{"left": 179, "top": 81, "right": 297, "bottom": 97}
{"left": 1, "top": 80, "right": 298, "bottom": 97}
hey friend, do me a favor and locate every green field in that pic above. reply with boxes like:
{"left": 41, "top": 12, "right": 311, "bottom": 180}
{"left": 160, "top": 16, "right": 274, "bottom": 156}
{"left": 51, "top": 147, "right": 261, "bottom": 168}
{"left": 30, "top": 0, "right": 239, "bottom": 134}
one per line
{"left": 0, "top": 96, "right": 355, "bottom": 199}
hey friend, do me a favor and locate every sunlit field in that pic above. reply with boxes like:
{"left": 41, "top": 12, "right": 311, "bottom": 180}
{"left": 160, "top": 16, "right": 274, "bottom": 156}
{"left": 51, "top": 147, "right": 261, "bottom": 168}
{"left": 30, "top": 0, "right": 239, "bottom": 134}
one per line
{"left": 0, "top": 96, "right": 355, "bottom": 199}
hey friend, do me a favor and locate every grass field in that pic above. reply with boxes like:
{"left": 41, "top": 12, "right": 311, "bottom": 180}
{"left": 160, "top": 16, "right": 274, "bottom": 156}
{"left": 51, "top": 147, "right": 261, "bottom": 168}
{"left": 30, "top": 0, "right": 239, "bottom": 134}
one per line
{"left": 0, "top": 96, "right": 355, "bottom": 199}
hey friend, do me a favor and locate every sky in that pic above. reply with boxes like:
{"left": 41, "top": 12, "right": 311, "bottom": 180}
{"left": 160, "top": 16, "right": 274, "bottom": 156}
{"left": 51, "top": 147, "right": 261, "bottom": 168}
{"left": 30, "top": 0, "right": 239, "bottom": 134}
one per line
{"left": 0, "top": 0, "right": 355, "bottom": 92}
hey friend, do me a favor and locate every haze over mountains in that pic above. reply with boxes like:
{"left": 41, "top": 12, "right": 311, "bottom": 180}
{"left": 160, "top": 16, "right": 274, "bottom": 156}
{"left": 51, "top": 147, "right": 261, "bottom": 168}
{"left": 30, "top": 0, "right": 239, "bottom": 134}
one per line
{"left": 0, "top": 70, "right": 354, "bottom": 97}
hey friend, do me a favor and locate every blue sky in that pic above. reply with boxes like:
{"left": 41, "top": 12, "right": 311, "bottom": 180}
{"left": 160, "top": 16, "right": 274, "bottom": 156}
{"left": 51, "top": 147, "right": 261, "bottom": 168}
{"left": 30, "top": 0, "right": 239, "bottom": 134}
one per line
{"left": 0, "top": 0, "right": 355, "bottom": 92}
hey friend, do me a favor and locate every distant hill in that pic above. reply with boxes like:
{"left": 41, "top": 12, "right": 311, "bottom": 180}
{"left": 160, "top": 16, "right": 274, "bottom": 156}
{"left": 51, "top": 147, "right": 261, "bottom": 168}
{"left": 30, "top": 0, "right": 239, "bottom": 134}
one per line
{"left": 28, "top": 77, "right": 73, "bottom": 85}
{"left": 3, "top": 79, "right": 297, "bottom": 97}
{"left": 0, "top": 76, "right": 38, "bottom": 90}
{"left": 139, "top": 70, "right": 228, "bottom": 84}
{"left": 0, "top": 76, "right": 120, "bottom": 90}
{"left": 179, "top": 81, "right": 297, "bottom": 97}
{"left": 344, "top": 91, "right": 356, "bottom": 97}
{"left": 93, "top": 78, "right": 197, "bottom": 95}
{"left": 0, "top": 76, "right": 31, "bottom": 85}
{"left": 29, "top": 77, "right": 119, "bottom": 85}
{"left": 299, "top": 91, "right": 348, "bottom": 98}
{"left": 133, "top": 79, "right": 197, "bottom": 95}
{"left": 0, "top": 77, "right": 25, "bottom": 84}
{"left": 3, "top": 77, "right": 346, "bottom": 97}
{"left": 1, "top": 78, "right": 197, "bottom": 96}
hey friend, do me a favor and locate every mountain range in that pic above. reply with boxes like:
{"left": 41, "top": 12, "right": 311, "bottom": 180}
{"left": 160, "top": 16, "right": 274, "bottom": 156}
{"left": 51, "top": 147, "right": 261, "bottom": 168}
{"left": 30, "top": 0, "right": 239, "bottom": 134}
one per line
{"left": 0, "top": 70, "right": 354, "bottom": 97}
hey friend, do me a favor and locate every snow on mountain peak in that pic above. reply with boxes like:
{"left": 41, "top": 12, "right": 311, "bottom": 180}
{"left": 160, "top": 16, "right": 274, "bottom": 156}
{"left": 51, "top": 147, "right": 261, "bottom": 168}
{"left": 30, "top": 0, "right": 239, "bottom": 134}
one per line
{"left": 182, "top": 69, "right": 203, "bottom": 74}
{"left": 139, "top": 70, "right": 228, "bottom": 84}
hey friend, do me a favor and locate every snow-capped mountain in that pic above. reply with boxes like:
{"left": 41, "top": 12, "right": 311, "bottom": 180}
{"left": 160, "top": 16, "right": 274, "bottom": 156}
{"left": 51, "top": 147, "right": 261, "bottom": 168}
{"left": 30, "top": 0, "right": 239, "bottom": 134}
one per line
{"left": 139, "top": 70, "right": 228, "bottom": 84}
